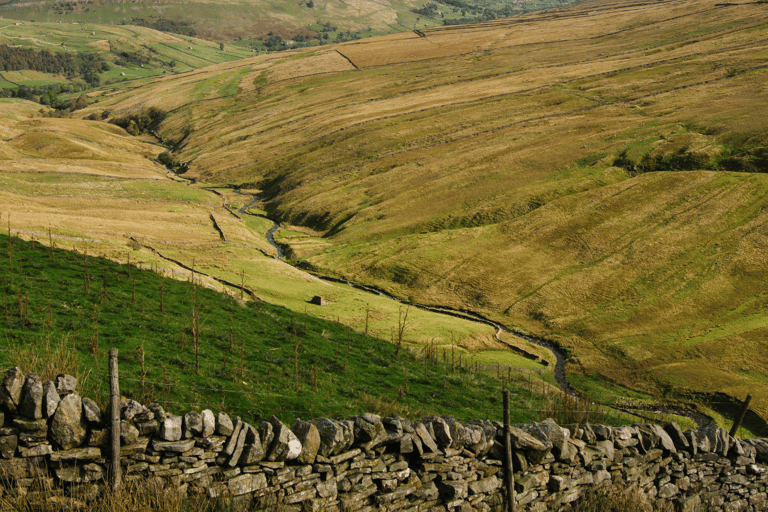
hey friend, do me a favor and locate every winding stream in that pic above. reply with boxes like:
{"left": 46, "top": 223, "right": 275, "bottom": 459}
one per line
{"left": 236, "top": 190, "right": 285, "bottom": 259}
{"left": 231, "top": 189, "right": 710, "bottom": 427}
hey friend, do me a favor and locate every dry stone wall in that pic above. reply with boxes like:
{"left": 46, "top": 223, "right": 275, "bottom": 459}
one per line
{"left": 1, "top": 367, "right": 767, "bottom": 511}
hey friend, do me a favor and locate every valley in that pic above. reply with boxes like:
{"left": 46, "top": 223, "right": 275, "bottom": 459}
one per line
{"left": 1, "top": 0, "right": 768, "bottom": 434}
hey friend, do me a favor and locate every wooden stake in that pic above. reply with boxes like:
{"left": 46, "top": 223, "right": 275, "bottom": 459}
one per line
{"left": 109, "top": 348, "right": 122, "bottom": 492}
{"left": 503, "top": 390, "right": 515, "bottom": 512}
{"left": 730, "top": 394, "right": 753, "bottom": 437}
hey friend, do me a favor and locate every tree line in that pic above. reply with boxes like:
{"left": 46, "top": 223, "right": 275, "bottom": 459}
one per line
{"left": 0, "top": 44, "right": 107, "bottom": 86}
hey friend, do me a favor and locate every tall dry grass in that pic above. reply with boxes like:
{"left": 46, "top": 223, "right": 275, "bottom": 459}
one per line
{"left": 0, "top": 478, "right": 220, "bottom": 512}
{"left": 4, "top": 334, "right": 104, "bottom": 408}
{"left": 567, "top": 484, "right": 676, "bottom": 512}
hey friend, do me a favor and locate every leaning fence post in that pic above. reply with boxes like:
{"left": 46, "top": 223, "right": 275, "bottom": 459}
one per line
{"left": 729, "top": 393, "right": 752, "bottom": 437}
{"left": 503, "top": 390, "right": 515, "bottom": 512}
{"left": 109, "top": 348, "right": 122, "bottom": 492}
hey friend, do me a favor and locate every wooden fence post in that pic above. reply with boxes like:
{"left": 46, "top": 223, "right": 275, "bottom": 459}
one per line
{"left": 109, "top": 348, "right": 122, "bottom": 492}
{"left": 729, "top": 393, "right": 752, "bottom": 437}
{"left": 503, "top": 390, "right": 515, "bottom": 512}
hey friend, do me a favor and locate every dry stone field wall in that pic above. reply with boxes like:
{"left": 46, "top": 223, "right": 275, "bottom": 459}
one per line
{"left": 2, "top": 367, "right": 768, "bottom": 511}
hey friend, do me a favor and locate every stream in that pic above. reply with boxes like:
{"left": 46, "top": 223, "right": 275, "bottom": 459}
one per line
{"left": 231, "top": 189, "right": 710, "bottom": 427}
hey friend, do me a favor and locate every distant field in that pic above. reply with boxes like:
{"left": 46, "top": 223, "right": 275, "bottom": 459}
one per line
{"left": 0, "top": 21, "right": 259, "bottom": 89}
{"left": 1, "top": 70, "right": 67, "bottom": 86}
{"left": 0, "top": 0, "right": 590, "bottom": 42}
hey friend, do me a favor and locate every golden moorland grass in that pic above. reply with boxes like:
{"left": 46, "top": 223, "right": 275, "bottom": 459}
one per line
{"left": 0, "top": 102, "right": 535, "bottom": 390}
{"left": 5, "top": 0, "right": 768, "bottom": 421}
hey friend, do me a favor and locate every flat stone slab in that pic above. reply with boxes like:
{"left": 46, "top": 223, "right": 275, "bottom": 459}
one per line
{"left": 50, "top": 447, "right": 102, "bottom": 462}
{"left": 151, "top": 439, "right": 196, "bottom": 453}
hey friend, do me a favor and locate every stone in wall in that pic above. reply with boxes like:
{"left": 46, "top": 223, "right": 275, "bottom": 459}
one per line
{"left": 50, "top": 393, "right": 86, "bottom": 449}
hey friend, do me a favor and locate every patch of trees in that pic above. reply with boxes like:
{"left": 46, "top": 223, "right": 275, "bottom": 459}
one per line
{"left": 115, "top": 51, "right": 150, "bottom": 68}
{"left": 109, "top": 107, "right": 166, "bottom": 136}
{"left": 0, "top": 84, "right": 93, "bottom": 112}
{"left": 130, "top": 18, "right": 196, "bottom": 37}
{"left": 264, "top": 35, "right": 288, "bottom": 51}
{"left": 413, "top": 2, "right": 439, "bottom": 16}
{"left": 443, "top": 17, "right": 484, "bottom": 25}
{"left": 433, "top": 0, "right": 524, "bottom": 22}
{"left": 0, "top": 44, "right": 106, "bottom": 86}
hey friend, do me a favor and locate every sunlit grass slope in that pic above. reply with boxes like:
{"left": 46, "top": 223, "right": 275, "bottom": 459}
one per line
{"left": 0, "top": 99, "right": 552, "bottom": 394}
{"left": 69, "top": 0, "right": 768, "bottom": 419}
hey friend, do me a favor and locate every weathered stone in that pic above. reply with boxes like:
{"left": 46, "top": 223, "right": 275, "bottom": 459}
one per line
{"left": 239, "top": 441, "right": 265, "bottom": 465}
{"left": 648, "top": 424, "right": 677, "bottom": 454}
{"left": 120, "top": 421, "right": 140, "bottom": 445}
{"left": 438, "top": 480, "right": 467, "bottom": 500}
{"left": 19, "top": 374, "right": 43, "bottom": 420}
{"left": 311, "top": 418, "right": 346, "bottom": 457}
{"left": 469, "top": 475, "right": 501, "bottom": 495}
{"left": 159, "top": 414, "right": 182, "bottom": 442}
{"left": 56, "top": 463, "right": 104, "bottom": 483}
{"left": 382, "top": 416, "right": 404, "bottom": 442}
{"left": 414, "top": 422, "right": 439, "bottom": 453}
{"left": 223, "top": 417, "right": 244, "bottom": 456}
{"left": 215, "top": 412, "right": 234, "bottom": 436}
{"left": 12, "top": 417, "right": 47, "bottom": 432}
{"left": 422, "top": 416, "right": 453, "bottom": 449}
{"left": 354, "top": 415, "right": 387, "bottom": 450}
{"left": 120, "top": 438, "right": 149, "bottom": 456}
{"left": 316, "top": 478, "right": 338, "bottom": 499}
{"left": 663, "top": 422, "right": 689, "bottom": 451}
{"left": 183, "top": 411, "right": 203, "bottom": 438}
{"left": 81, "top": 397, "right": 101, "bottom": 425}
{"left": 267, "top": 416, "right": 302, "bottom": 461}
{"left": 50, "top": 393, "right": 86, "bottom": 449}
{"left": 152, "top": 438, "right": 195, "bottom": 453}
{"left": 49, "top": 447, "right": 101, "bottom": 462}
{"left": 1, "top": 367, "right": 25, "bottom": 410}
{"left": 89, "top": 429, "right": 109, "bottom": 448}
{"left": 336, "top": 419, "right": 355, "bottom": 452}
{"left": 657, "top": 482, "right": 679, "bottom": 499}
{"left": 398, "top": 432, "right": 414, "bottom": 454}
{"left": 702, "top": 423, "right": 730, "bottom": 457}
{"left": 745, "top": 438, "right": 768, "bottom": 463}
{"left": 509, "top": 426, "right": 550, "bottom": 452}
{"left": 686, "top": 429, "right": 709, "bottom": 453}
{"left": 148, "top": 403, "right": 166, "bottom": 422}
{"left": 591, "top": 424, "right": 613, "bottom": 441}
{"left": 594, "top": 440, "right": 615, "bottom": 462}
{"left": 55, "top": 374, "right": 77, "bottom": 396}
{"left": 538, "top": 418, "right": 570, "bottom": 460}
{"left": 19, "top": 444, "right": 52, "bottom": 457}
{"left": 41, "top": 381, "right": 60, "bottom": 419}
{"left": 135, "top": 420, "right": 158, "bottom": 437}
{"left": 226, "top": 425, "right": 248, "bottom": 467}
{"left": 0, "top": 435, "right": 17, "bottom": 459}
{"left": 201, "top": 409, "right": 215, "bottom": 438}
{"left": 292, "top": 420, "right": 321, "bottom": 465}
{"left": 120, "top": 398, "right": 143, "bottom": 421}
{"left": 516, "top": 471, "right": 548, "bottom": 493}
{"left": 226, "top": 473, "right": 267, "bottom": 496}
{"left": 548, "top": 475, "right": 569, "bottom": 492}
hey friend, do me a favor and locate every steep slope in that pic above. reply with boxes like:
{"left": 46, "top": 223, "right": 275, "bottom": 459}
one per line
{"left": 66, "top": 0, "right": 768, "bottom": 419}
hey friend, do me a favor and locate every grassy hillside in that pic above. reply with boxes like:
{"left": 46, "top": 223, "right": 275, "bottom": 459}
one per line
{"left": 0, "top": 19, "right": 257, "bottom": 94}
{"left": 0, "top": 0, "right": 575, "bottom": 42}
{"left": 59, "top": 0, "right": 768, "bottom": 422}
{"left": 0, "top": 97, "right": 561, "bottom": 411}
{"left": 0, "top": 231, "right": 508, "bottom": 424}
